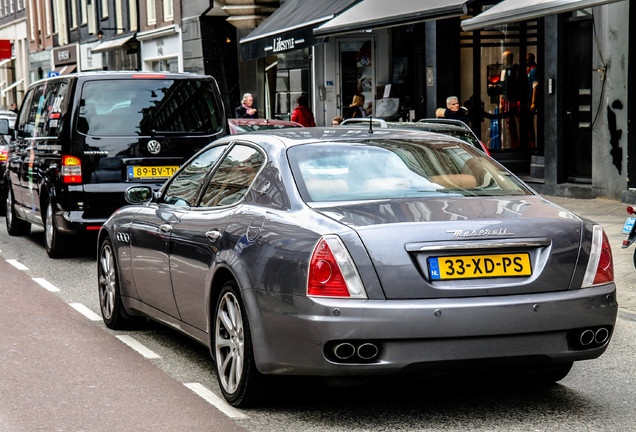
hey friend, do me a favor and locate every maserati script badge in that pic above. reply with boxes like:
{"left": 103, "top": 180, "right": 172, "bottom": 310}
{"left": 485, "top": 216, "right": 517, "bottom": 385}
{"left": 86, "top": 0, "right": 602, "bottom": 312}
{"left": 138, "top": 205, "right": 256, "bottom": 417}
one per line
{"left": 447, "top": 228, "right": 512, "bottom": 238}
{"left": 147, "top": 140, "right": 161, "bottom": 155}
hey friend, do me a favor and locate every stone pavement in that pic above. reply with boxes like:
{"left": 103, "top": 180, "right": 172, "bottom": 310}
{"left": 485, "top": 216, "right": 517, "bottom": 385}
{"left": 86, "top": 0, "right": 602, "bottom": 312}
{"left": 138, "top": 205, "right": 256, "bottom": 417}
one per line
{"left": 544, "top": 195, "right": 636, "bottom": 318}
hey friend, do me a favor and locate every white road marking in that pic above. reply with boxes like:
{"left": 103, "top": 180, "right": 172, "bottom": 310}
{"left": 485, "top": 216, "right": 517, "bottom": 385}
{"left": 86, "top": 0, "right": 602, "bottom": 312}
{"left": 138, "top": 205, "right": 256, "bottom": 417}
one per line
{"left": 184, "top": 383, "right": 248, "bottom": 419}
{"left": 6, "top": 259, "right": 28, "bottom": 271}
{"left": 32, "top": 277, "right": 60, "bottom": 292}
{"left": 69, "top": 303, "right": 103, "bottom": 321}
{"left": 115, "top": 335, "right": 161, "bottom": 359}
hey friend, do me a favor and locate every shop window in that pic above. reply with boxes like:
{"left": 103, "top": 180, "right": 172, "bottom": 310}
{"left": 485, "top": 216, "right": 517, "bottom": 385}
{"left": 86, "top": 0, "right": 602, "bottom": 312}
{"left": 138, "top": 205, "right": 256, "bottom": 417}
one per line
{"left": 461, "top": 19, "right": 539, "bottom": 155}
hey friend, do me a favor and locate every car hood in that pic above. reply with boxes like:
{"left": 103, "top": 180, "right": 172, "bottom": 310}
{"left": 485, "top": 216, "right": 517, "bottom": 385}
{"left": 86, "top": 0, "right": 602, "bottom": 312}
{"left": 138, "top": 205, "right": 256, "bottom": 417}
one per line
{"left": 312, "top": 196, "right": 585, "bottom": 299}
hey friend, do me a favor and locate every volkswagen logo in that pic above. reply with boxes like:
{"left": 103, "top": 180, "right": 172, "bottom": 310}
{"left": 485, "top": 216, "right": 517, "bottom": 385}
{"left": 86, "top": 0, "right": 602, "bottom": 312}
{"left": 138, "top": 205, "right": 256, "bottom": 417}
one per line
{"left": 147, "top": 140, "right": 161, "bottom": 155}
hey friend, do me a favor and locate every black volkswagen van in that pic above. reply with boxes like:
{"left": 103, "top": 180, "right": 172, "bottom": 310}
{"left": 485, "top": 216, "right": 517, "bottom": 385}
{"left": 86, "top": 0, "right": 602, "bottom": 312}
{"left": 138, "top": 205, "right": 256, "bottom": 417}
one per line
{"left": 4, "top": 71, "right": 226, "bottom": 257}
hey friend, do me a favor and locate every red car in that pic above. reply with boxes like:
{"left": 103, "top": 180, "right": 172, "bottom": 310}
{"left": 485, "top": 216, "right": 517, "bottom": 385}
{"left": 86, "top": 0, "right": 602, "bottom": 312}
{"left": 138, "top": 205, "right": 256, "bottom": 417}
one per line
{"left": 228, "top": 118, "right": 303, "bottom": 134}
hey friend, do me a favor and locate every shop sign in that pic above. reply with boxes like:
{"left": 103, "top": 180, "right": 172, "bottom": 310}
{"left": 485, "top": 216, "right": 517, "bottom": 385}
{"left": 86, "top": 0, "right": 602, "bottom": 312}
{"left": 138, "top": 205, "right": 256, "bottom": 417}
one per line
{"left": 269, "top": 37, "right": 304, "bottom": 54}
{"left": 53, "top": 45, "right": 77, "bottom": 66}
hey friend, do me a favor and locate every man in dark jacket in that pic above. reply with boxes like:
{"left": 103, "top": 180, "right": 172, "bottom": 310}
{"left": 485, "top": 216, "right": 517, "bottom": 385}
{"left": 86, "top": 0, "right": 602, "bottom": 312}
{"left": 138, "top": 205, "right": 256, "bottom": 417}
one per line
{"left": 235, "top": 93, "right": 257, "bottom": 118}
{"left": 443, "top": 96, "right": 469, "bottom": 124}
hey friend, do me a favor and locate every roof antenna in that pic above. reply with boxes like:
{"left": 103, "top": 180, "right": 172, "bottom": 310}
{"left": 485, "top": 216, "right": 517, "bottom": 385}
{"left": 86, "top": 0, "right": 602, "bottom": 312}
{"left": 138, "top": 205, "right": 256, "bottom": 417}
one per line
{"left": 368, "top": 115, "right": 374, "bottom": 134}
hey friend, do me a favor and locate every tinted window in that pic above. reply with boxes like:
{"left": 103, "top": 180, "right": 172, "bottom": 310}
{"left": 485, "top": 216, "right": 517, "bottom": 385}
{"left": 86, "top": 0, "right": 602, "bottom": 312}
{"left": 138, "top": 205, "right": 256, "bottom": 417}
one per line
{"left": 199, "top": 145, "right": 264, "bottom": 207}
{"left": 288, "top": 140, "right": 530, "bottom": 202}
{"left": 19, "top": 81, "right": 70, "bottom": 139}
{"left": 164, "top": 145, "right": 228, "bottom": 206}
{"left": 77, "top": 78, "right": 224, "bottom": 136}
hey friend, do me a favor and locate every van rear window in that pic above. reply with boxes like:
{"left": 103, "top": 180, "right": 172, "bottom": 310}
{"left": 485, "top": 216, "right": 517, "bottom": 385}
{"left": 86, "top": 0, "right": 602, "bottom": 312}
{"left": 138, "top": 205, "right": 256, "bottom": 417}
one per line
{"left": 77, "top": 79, "right": 223, "bottom": 136}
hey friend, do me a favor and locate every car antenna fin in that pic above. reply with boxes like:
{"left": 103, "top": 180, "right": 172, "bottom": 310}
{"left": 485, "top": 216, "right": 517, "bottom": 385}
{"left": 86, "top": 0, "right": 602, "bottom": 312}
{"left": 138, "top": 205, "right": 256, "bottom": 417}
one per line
{"left": 368, "top": 115, "right": 373, "bottom": 134}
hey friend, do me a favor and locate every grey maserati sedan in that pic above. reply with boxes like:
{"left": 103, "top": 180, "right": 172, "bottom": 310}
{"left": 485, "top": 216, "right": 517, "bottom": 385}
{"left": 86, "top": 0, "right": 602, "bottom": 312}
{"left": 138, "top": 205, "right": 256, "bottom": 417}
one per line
{"left": 97, "top": 127, "right": 617, "bottom": 407}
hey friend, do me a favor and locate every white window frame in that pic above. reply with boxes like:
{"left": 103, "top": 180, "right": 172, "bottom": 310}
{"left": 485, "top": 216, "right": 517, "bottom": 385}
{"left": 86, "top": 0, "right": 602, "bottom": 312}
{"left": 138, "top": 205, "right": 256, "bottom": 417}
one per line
{"left": 162, "top": 0, "right": 172, "bottom": 22}
{"left": 146, "top": 0, "right": 156, "bottom": 25}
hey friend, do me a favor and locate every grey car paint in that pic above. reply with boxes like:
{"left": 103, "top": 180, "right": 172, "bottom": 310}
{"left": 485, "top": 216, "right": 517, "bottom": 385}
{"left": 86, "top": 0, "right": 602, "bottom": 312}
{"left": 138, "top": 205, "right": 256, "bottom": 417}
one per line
{"left": 99, "top": 128, "right": 617, "bottom": 383}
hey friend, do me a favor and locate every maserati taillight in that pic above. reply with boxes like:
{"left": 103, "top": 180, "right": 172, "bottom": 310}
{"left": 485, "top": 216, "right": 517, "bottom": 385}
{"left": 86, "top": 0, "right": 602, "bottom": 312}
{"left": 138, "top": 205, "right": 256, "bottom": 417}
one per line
{"left": 582, "top": 225, "right": 614, "bottom": 287}
{"left": 61, "top": 155, "right": 82, "bottom": 183}
{"left": 307, "top": 235, "right": 367, "bottom": 299}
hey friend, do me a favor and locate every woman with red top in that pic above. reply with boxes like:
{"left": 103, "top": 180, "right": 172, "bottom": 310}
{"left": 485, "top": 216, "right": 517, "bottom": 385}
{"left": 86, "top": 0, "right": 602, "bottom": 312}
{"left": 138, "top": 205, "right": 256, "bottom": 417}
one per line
{"left": 291, "top": 94, "right": 316, "bottom": 127}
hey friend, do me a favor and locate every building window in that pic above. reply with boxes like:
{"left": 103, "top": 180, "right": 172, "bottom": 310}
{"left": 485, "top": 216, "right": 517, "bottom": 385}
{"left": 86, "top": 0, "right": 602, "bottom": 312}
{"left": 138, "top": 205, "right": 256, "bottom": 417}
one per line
{"left": 71, "top": 0, "right": 78, "bottom": 29}
{"left": 115, "top": 0, "right": 123, "bottom": 33}
{"left": 162, "top": 0, "right": 172, "bottom": 22}
{"left": 102, "top": 0, "right": 109, "bottom": 19}
{"left": 129, "top": 0, "right": 137, "bottom": 31}
{"left": 81, "top": 0, "right": 87, "bottom": 25}
{"left": 146, "top": 0, "right": 156, "bottom": 25}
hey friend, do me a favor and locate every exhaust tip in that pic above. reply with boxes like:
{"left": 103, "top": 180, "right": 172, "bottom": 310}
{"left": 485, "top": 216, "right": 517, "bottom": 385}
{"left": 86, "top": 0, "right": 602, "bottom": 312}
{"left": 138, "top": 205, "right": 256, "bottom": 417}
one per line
{"left": 333, "top": 343, "right": 356, "bottom": 360}
{"left": 594, "top": 327, "right": 609, "bottom": 344}
{"left": 357, "top": 343, "right": 379, "bottom": 360}
{"left": 579, "top": 329, "right": 595, "bottom": 346}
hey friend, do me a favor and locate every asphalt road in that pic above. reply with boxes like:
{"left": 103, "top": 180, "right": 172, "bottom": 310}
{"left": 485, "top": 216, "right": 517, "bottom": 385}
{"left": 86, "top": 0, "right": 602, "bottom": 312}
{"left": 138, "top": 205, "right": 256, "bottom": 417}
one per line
{"left": 1, "top": 198, "right": 635, "bottom": 431}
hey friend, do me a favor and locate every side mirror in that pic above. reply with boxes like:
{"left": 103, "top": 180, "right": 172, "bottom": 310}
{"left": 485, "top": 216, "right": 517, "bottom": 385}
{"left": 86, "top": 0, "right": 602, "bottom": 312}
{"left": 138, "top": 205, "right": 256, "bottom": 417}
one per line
{"left": 125, "top": 186, "right": 154, "bottom": 204}
{"left": 0, "top": 118, "right": 9, "bottom": 136}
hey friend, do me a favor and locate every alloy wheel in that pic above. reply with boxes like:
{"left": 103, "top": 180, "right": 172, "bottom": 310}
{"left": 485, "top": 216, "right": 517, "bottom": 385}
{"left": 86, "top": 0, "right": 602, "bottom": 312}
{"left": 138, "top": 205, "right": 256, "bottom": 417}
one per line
{"left": 98, "top": 242, "right": 117, "bottom": 320}
{"left": 215, "top": 291, "right": 245, "bottom": 394}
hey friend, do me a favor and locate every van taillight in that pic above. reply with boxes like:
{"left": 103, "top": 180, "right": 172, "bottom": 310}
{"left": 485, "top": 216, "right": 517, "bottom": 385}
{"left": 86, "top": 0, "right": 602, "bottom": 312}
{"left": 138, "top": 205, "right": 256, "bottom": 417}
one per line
{"left": 61, "top": 155, "right": 82, "bottom": 183}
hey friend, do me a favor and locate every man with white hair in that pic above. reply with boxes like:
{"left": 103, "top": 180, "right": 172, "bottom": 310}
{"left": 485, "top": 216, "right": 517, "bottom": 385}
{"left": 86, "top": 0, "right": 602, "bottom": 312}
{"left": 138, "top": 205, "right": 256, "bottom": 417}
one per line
{"left": 443, "top": 96, "right": 469, "bottom": 124}
{"left": 235, "top": 93, "right": 257, "bottom": 118}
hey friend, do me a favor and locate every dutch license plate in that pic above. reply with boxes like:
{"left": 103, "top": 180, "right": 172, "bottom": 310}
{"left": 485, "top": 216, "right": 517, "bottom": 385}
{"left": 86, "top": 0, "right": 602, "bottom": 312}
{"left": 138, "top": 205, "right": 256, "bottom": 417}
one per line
{"left": 623, "top": 217, "right": 636, "bottom": 235}
{"left": 128, "top": 166, "right": 178, "bottom": 179}
{"left": 428, "top": 253, "right": 532, "bottom": 280}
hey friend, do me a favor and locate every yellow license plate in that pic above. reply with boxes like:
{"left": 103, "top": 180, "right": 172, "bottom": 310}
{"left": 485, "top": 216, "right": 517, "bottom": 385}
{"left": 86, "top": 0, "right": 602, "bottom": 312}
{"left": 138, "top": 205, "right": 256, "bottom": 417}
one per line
{"left": 128, "top": 165, "right": 178, "bottom": 179}
{"left": 428, "top": 253, "right": 531, "bottom": 280}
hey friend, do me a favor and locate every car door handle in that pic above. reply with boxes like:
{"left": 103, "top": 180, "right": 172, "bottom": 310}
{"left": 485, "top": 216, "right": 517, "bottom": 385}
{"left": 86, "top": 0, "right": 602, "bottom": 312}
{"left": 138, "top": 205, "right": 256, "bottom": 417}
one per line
{"left": 206, "top": 229, "right": 221, "bottom": 242}
{"left": 160, "top": 224, "right": 172, "bottom": 233}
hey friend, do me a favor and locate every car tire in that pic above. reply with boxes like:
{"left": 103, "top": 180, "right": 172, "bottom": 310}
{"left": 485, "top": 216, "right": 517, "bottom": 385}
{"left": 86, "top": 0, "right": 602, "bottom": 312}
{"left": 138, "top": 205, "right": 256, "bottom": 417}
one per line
{"left": 213, "top": 280, "right": 265, "bottom": 407}
{"left": 98, "top": 238, "right": 135, "bottom": 329}
{"left": 5, "top": 187, "right": 30, "bottom": 236}
{"left": 44, "top": 199, "right": 70, "bottom": 258}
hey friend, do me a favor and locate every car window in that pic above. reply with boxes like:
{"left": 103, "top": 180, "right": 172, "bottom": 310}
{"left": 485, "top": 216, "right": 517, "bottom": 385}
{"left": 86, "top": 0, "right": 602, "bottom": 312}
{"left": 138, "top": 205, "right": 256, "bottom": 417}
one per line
{"left": 288, "top": 140, "right": 530, "bottom": 202}
{"left": 199, "top": 144, "right": 264, "bottom": 207}
{"left": 77, "top": 78, "right": 224, "bottom": 136}
{"left": 163, "top": 145, "right": 228, "bottom": 206}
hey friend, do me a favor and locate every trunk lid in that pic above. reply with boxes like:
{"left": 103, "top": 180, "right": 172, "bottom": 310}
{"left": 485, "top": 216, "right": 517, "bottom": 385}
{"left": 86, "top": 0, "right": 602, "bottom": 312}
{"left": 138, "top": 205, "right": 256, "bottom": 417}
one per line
{"left": 314, "top": 196, "right": 583, "bottom": 299}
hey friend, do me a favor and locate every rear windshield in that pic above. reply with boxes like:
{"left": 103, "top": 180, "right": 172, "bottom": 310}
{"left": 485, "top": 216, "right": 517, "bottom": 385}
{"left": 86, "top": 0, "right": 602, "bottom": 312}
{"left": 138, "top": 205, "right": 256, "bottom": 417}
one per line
{"left": 77, "top": 78, "right": 223, "bottom": 136}
{"left": 288, "top": 140, "right": 531, "bottom": 202}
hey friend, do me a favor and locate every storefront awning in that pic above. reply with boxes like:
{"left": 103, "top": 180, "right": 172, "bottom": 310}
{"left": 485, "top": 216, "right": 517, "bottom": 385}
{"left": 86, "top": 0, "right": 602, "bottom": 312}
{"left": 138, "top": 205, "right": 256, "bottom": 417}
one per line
{"left": 2, "top": 79, "right": 24, "bottom": 97}
{"left": 54, "top": 65, "right": 77, "bottom": 75}
{"left": 314, "top": 0, "right": 469, "bottom": 37}
{"left": 239, "top": 0, "right": 358, "bottom": 61}
{"left": 91, "top": 34, "right": 137, "bottom": 53}
{"left": 462, "top": 0, "right": 626, "bottom": 31}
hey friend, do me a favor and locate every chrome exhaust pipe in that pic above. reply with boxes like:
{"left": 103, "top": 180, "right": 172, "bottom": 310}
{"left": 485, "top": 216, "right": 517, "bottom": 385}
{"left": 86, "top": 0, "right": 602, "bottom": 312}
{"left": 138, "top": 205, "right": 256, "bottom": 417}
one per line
{"left": 579, "top": 329, "right": 595, "bottom": 346}
{"left": 594, "top": 327, "right": 609, "bottom": 344}
{"left": 357, "top": 343, "right": 379, "bottom": 360}
{"left": 333, "top": 343, "right": 356, "bottom": 360}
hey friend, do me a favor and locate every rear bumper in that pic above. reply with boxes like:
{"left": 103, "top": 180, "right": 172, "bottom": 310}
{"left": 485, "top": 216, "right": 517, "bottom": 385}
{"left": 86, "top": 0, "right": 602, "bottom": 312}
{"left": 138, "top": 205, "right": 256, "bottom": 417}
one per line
{"left": 247, "top": 284, "right": 618, "bottom": 375}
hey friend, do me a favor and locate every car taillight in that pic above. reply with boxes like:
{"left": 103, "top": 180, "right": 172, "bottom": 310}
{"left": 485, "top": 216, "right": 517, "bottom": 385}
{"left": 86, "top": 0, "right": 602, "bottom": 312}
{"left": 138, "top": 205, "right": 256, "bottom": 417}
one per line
{"left": 61, "top": 155, "right": 82, "bottom": 183}
{"left": 0, "top": 150, "right": 7, "bottom": 161}
{"left": 582, "top": 225, "right": 614, "bottom": 287}
{"left": 627, "top": 206, "right": 634, "bottom": 215}
{"left": 307, "top": 235, "right": 367, "bottom": 299}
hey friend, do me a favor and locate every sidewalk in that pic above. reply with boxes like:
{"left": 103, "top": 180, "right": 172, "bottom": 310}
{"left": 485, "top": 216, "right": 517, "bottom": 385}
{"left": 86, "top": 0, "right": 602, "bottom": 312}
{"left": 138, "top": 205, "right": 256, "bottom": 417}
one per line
{"left": 544, "top": 195, "right": 636, "bottom": 317}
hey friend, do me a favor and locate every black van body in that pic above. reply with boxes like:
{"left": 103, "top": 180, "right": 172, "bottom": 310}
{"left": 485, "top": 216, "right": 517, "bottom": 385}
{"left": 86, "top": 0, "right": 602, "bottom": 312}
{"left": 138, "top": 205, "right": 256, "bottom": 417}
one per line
{"left": 4, "top": 71, "right": 226, "bottom": 257}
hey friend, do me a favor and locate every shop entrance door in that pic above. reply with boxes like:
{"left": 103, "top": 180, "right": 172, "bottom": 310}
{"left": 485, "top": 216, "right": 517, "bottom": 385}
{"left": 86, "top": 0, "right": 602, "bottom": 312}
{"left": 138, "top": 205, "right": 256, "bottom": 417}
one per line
{"left": 564, "top": 18, "right": 593, "bottom": 182}
{"left": 338, "top": 39, "right": 374, "bottom": 118}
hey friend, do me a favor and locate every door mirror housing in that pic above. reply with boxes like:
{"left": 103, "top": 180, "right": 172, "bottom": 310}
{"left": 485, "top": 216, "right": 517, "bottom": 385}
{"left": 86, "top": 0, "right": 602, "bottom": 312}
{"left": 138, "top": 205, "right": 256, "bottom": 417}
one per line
{"left": 125, "top": 186, "right": 154, "bottom": 204}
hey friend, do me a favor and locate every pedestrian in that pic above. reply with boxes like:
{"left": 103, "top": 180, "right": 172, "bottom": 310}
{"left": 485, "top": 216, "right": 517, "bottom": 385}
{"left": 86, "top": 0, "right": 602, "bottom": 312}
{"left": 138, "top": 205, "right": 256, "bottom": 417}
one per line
{"left": 435, "top": 108, "right": 446, "bottom": 118}
{"left": 9, "top": 102, "right": 18, "bottom": 113}
{"left": 342, "top": 94, "right": 366, "bottom": 119}
{"left": 291, "top": 94, "right": 316, "bottom": 127}
{"left": 443, "top": 96, "right": 469, "bottom": 123}
{"left": 332, "top": 116, "right": 343, "bottom": 126}
{"left": 235, "top": 93, "right": 257, "bottom": 118}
